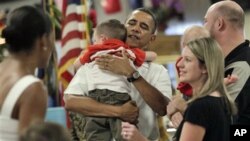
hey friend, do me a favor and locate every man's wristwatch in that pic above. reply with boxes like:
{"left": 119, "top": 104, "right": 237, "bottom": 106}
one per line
{"left": 127, "top": 71, "right": 141, "bottom": 82}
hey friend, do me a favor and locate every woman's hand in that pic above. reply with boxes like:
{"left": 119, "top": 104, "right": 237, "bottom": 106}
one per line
{"left": 170, "top": 112, "right": 183, "bottom": 128}
{"left": 167, "top": 94, "right": 187, "bottom": 118}
{"left": 121, "top": 122, "right": 148, "bottom": 141}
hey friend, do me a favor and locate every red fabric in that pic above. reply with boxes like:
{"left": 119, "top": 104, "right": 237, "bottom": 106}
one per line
{"left": 101, "top": 0, "right": 121, "bottom": 14}
{"left": 176, "top": 56, "right": 193, "bottom": 96}
{"left": 88, "top": 9, "right": 97, "bottom": 27}
{"left": 80, "top": 39, "right": 145, "bottom": 67}
{"left": 130, "top": 48, "right": 145, "bottom": 67}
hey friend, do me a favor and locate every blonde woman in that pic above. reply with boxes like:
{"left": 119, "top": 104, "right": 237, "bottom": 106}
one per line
{"left": 173, "top": 37, "right": 237, "bottom": 141}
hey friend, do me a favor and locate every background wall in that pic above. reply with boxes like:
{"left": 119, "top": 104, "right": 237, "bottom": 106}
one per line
{"left": 245, "top": 11, "right": 250, "bottom": 39}
{"left": 92, "top": 0, "right": 249, "bottom": 39}
{"left": 0, "top": 0, "right": 40, "bottom": 11}
{"left": 93, "top": 0, "right": 132, "bottom": 24}
{"left": 1, "top": 0, "right": 249, "bottom": 39}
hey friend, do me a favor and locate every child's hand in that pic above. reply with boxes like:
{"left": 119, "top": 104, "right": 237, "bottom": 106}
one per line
{"left": 224, "top": 74, "right": 238, "bottom": 85}
{"left": 114, "top": 49, "right": 131, "bottom": 59}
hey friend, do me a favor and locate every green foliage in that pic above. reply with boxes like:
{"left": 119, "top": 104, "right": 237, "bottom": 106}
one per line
{"left": 48, "top": 4, "right": 63, "bottom": 29}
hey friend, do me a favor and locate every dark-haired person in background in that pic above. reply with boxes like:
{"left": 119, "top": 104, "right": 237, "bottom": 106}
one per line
{"left": 0, "top": 5, "right": 54, "bottom": 140}
{"left": 64, "top": 8, "right": 172, "bottom": 140}
{"left": 20, "top": 121, "right": 71, "bottom": 141}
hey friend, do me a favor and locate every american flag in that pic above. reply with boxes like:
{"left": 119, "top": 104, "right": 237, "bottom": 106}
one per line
{"left": 58, "top": 0, "right": 90, "bottom": 95}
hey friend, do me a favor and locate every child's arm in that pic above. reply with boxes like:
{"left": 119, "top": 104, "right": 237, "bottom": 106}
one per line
{"left": 73, "top": 56, "right": 82, "bottom": 71}
{"left": 145, "top": 51, "right": 157, "bottom": 62}
{"left": 224, "top": 74, "right": 238, "bottom": 86}
{"left": 130, "top": 48, "right": 157, "bottom": 66}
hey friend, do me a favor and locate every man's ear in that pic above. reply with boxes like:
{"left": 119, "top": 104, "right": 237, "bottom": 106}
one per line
{"left": 217, "top": 17, "right": 226, "bottom": 31}
{"left": 149, "top": 34, "right": 156, "bottom": 43}
{"left": 145, "top": 34, "right": 156, "bottom": 50}
{"left": 100, "top": 34, "right": 108, "bottom": 42}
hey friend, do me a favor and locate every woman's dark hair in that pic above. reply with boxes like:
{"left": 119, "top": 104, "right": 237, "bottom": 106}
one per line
{"left": 2, "top": 6, "right": 52, "bottom": 53}
{"left": 20, "top": 122, "right": 71, "bottom": 141}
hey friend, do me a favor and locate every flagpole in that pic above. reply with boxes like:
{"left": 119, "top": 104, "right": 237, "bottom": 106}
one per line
{"left": 48, "top": 0, "right": 60, "bottom": 106}
{"left": 82, "top": 0, "right": 90, "bottom": 47}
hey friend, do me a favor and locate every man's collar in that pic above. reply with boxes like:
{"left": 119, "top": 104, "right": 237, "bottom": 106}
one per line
{"left": 141, "top": 62, "right": 150, "bottom": 69}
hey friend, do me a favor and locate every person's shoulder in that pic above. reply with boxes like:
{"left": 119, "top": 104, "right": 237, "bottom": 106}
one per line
{"left": 192, "top": 96, "right": 213, "bottom": 102}
{"left": 148, "top": 62, "right": 166, "bottom": 70}
{"left": 14, "top": 75, "right": 47, "bottom": 109}
{"left": 148, "top": 62, "right": 162, "bottom": 67}
{"left": 144, "top": 62, "right": 169, "bottom": 79}
{"left": 190, "top": 96, "right": 222, "bottom": 109}
{"left": 20, "top": 75, "right": 46, "bottom": 97}
{"left": 186, "top": 97, "right": 212, "bottom": 115}
{"left": 76, "top": 63, "right": 91, "bottom": 72}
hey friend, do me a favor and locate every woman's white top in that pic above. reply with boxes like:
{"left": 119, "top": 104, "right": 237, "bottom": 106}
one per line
{"left": 0, "top": 75, "right": 40, "bottom": 141}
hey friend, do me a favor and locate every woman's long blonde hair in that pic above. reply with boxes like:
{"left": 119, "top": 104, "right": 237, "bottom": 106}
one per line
{"left": 187, "top": 37, "right": 237, "bottom": 115}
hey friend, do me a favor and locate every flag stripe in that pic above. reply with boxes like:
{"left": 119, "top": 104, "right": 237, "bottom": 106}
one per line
{"left": 61, "top": 38, "right": 86, "bottom": 57}
{"left": 58, "top": 57, "right": 77, "bottom": 83}
{"left": 62, "top": 13, "right": 83, "bottom": 27}
{"left": 61, "top": 71, "right": 74, "bottom": 84}
{"left": 61, "top": 30, "right": 85, "bottom": 47}
{"left": 58, "top": 0, "right": 89, "bottom": 100}
{"left": 66, "top": 4, "right": 83, "bottom": 15}
{"left": 58, "top": 0, "right": 89, "bottom": 90}
{"left": 59, "top": 48, "right": 82, "bottom": 67}
{"left": 58, "top": 58, "right": 76, "bottom": 84}
{"left": 62, "top": 21, "right": 85, "bottom": 40}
